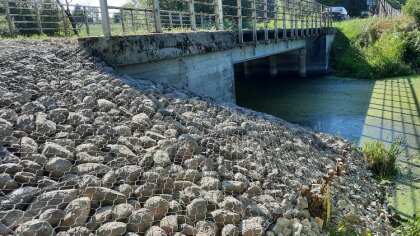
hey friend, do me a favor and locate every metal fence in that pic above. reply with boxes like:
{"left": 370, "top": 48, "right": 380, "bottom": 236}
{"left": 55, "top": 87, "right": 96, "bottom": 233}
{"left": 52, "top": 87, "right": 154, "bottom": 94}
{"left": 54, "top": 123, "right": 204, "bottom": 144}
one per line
{"left": 0, "top": 0, "right": 333, "bottom": 43}
{"left": 375, "top": 0, "right": 401, "bottom": 18}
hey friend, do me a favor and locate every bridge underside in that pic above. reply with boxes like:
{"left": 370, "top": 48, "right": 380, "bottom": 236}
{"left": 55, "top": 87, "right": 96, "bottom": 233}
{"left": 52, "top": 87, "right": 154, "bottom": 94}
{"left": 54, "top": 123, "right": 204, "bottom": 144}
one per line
{"left": 79, "top": 30, "right": 335, "bottom": 103}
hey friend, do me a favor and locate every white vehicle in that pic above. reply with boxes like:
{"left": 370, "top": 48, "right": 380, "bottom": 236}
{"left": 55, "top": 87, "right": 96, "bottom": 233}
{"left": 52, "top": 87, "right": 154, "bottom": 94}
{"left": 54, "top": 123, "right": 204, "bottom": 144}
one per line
{"left": 326, "top": 7, "right": 350, "bottom": 21}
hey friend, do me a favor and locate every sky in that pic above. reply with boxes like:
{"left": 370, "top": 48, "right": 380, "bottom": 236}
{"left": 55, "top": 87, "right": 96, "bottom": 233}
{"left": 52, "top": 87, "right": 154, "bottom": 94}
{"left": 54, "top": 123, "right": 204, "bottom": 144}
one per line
{"left": 67, "top": 0, "right": 129, "bottom": 7}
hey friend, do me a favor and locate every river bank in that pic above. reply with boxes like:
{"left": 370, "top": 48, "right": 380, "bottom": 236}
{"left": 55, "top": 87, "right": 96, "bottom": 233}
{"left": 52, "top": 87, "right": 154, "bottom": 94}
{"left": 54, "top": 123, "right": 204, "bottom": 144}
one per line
{"left": 331, "top": 16, "right": 419, "bottom": 79}
{"left": 0, "top": 39, "right": 399, "bottom": 235}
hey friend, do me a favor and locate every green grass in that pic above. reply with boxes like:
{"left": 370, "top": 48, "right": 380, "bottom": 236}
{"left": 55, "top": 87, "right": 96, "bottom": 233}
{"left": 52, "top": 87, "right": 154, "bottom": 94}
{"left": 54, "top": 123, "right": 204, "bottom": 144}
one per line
{"left": 332, "top": 16, "right": 419, "bottom": 79}
{"left": 396, "top": 214, "right": 420, "bottom": 235}
{"left": 361, "top": 137, "right": 406, "bottom": 178}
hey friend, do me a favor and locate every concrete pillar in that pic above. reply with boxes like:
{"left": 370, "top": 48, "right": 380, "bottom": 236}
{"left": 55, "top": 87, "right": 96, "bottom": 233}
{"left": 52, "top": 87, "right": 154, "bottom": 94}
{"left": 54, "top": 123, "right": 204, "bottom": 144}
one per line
{"left": 244, "top": 61, "right": 251, "bottom": 79}
{"left": 299, "top": 48, "right": 307, "bottom": 77}
{"left": 269, "top": 56, "right": 278, "bottom": 78}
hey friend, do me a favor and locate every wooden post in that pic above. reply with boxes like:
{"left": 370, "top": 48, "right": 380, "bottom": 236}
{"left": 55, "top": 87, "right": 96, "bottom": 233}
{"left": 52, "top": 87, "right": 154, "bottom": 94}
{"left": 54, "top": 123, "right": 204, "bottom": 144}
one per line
{"left": 274, "top": 0, "right": 278, "bottom": 41}
{"left": 153, "top": 0, "right": 162, "bottom": 32}
{"left": 99, "top": 0, "right": 111, "bottom": 37}
{"left": 237, "top": 0, "right": 243, "bottom": 43}
{"left": 83, "top": 6, "right": 90, "bottom": 36}
{"left": 214, "top": 0, "right": 223, "bottom": 30}
{"left": 5, "top": 0, "right": 14, "bottom": 36}
{"left": 169, "top": 12, "right": 173, "bottom": 29}
{"left": 36, "top": 2, "right": 43, "bottom": 35}
{"left": 251, "top": 0, "right": 257, "bottom": 42}
{"left": 121, "top": 10, "right": 126, "bottom": 34}
{"left": 189, "top": 0, "right": 196, "bottom": 31}
{"left": 282, "top": 0, "right": 286, "bottom": 39}
{"left": 263, "top": 0, "right": 268, "bottom": 41}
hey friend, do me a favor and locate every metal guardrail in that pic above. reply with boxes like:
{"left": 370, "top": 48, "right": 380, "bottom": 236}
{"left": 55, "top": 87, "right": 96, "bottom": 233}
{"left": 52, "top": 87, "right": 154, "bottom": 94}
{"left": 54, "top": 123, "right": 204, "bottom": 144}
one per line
{"left": 0, "top": 0, "right": 333, "bottom": 43}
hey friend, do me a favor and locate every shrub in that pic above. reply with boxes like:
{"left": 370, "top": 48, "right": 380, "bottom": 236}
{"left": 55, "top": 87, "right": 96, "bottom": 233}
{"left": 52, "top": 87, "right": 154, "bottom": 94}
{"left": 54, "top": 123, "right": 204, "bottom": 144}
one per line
{"left": 332, "top": 17, "right": 419, "bottom": 78}
{"left": 403, "top": 0, "right": 420, "bottom": 25}
{"left": 361, "top": 137, "right": 405, "bottom": 178}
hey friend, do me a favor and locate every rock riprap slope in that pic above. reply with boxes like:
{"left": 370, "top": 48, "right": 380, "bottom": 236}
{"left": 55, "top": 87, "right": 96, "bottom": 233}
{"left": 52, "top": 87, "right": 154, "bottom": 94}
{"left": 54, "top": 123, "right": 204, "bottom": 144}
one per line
{"left": 0, "top": 39, "right": 394, "bottom": 235}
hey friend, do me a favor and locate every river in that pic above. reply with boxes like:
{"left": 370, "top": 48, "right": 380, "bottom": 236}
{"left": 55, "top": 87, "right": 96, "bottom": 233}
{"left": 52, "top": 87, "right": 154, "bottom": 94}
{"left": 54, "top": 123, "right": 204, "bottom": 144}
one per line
{"left": 236, "top": 75, "right": 420, "bottom": 219}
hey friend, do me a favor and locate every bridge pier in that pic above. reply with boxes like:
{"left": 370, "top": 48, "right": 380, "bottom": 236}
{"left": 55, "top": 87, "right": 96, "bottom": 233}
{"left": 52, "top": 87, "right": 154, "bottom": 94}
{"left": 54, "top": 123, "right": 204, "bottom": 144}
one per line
{"left": 269, "top": 56, "right": 278, "bottom": 78}
{"left": 299, "top": 48, "right": 307, "bottom": 77}
{"left": 244, "top": 61, "right": 251, "bottom": 79}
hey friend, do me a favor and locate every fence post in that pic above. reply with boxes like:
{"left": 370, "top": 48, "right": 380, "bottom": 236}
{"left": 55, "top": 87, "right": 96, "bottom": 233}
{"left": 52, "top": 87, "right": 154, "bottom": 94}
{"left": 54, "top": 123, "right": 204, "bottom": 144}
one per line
{"left": 99, "top": 0, "right": 111, "bottom": 37}
{"left": 145, "top": 10, "right": 150, "bottom": 31}
{"left": 121, "top": 10, "right": 126, "bottom": 33}
{"left": 62, "top": 9, "right": 68, "bottom": 36}
{"left": 83, "top": 6, "right": 90, "bottom": 36}
{"left": 251, "top": 0, "right": 257, "bottom": 42}
{"left": 179, "top": 13, "right": 183, "bottom": 27}
{"left": 130, "top": 10, "right": 135, "bottom": 31}
{"left": 5, "top": 0, "right": 14, "bottom": 36}
{"left": 237, "top": 0, "right": 243, "bottom": 43}
{"left": 189, "top": 0, "right": 196, "bottom": 31}
{"left": 35, "top": 2, "right": 43, "bottom": 35}
{"left": 153, "top": 0, "right": 162, "bottom": 32}
{"left": 169, "top": 12, "right": 173, "bottom": 28}
{"left": 214, "top": 0, "right": 223, "bottom": 30}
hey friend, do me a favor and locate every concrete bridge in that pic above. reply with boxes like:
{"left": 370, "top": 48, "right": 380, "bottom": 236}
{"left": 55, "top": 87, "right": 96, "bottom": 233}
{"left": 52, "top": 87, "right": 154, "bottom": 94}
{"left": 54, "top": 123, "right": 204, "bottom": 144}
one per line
{"left": 76, "top": 0, "right": 336, "bottom": 103}
{"left": 80, "top": 29, "right": 335, "bottom": 103}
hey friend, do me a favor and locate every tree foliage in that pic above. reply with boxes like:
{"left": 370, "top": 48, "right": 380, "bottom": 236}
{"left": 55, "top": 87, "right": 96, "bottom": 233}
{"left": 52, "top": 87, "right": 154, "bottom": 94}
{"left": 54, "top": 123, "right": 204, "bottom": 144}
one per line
{"left": 403, "top": 0, "right": 420, "bottom": 25}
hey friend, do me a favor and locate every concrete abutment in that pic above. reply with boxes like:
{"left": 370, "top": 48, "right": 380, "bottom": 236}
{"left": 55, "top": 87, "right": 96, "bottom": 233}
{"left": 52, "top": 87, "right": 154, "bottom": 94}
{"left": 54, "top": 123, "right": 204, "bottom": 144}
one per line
{"left": 79, "top": 31, "right": 335, "bottom": 103}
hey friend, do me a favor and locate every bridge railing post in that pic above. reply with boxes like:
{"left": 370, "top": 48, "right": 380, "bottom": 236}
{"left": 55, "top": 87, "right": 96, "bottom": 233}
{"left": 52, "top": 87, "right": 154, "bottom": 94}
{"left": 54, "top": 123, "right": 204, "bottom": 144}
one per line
{"left": 214, "top": 0, "right": 223, "bottom": 30}
{"left": 237, "top": 0, "right": 243, "bottom": 43}
{"left": 263, "top": 0, "right": 268, "bottom": 41}
{"left": 153, "top": 0, "right": 162, "bottom": 33}
{"left": 251, "top": 0, "right": 257, "bottom": 42}
{"left": 99, "top": 0, "right": 111, "bottom": 37}
{"left": 282, "top": 0, "right": 286, "bottom": 39}
{"left": 273, "top": 0, "right": 278, "bottom": 41}
{"left": 189, "top": 0, "right": 197, "bottom": 31}
{"left": 5, "top": 0, "right": 14, "bottom": 36}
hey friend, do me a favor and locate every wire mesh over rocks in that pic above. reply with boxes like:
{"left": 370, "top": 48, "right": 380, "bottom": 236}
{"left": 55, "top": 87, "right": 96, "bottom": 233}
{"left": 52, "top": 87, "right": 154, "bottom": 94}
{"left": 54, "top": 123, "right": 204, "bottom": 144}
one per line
{"left": 0, "top": 39, "right": 394, "bottom": 235}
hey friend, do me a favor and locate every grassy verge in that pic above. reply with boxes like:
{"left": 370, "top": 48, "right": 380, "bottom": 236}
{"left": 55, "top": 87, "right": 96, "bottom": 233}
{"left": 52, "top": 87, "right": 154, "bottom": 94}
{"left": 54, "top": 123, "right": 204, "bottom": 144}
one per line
{"left": 332, "top": 16, "right": 419, "bottom": 79}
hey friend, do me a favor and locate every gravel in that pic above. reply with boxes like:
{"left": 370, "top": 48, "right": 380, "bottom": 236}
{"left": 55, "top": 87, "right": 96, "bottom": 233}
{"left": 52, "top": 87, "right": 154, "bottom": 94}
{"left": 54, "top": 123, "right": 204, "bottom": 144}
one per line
{"left": 0, "top": 39, "right": 394, "bottom": 235}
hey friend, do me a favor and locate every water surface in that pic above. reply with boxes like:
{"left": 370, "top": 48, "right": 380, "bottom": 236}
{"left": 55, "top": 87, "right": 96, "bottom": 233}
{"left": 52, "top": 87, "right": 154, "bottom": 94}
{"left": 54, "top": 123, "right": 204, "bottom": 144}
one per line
{"left": 236, "top": 75, "right": 420, "bottom": 219}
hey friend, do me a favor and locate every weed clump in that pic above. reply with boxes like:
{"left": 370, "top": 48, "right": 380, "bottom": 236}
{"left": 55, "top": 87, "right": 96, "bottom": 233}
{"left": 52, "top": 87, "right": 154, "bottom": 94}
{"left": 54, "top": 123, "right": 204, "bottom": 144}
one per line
{"left": 361, "top": 138, "right": 406, "bottom": 178}
{"left": 396, "top": 214, "right": 420, "bottom": 236}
